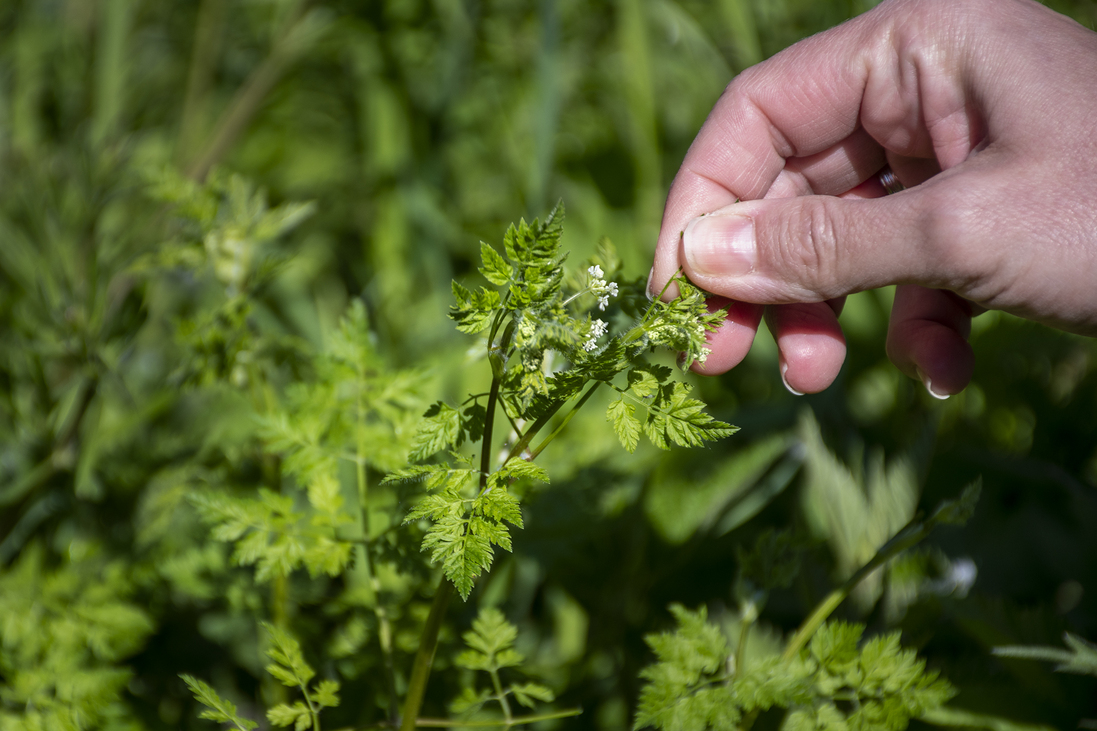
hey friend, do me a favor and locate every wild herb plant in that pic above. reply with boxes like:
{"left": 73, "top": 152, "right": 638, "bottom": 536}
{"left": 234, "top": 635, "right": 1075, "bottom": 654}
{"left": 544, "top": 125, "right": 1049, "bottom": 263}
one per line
{"left": 182, "top": 623, "right": 341, "bottom": 731}
{"left": 162, "top": 195, "right": 736, "bottom": 729}
{"left": 635, "top": 484, "right": 980, "bottom": 731}
{"left": 446, "top": 607, "right": 581, "bottom": 728}
{"left": 388, "top": 202, "right": 737, "bottom": 728}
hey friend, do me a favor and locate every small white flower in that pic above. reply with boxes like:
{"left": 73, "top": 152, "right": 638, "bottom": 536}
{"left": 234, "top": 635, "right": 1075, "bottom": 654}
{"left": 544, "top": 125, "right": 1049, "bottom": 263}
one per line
{"left": 607, "top": 282, "right": 619, "bottom": 297}
{"left": 588, "top": 265, "right": 604, "bottom": 279}
{"left": 582, "top": 318, "right": 609, "bottom": 352}
{"left": 598, "top": 295, "right": 610, "bottom": 311}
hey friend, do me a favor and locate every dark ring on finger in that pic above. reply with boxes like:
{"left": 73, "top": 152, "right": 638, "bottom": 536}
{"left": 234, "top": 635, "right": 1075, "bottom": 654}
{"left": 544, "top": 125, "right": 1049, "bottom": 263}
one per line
{"left": 877, "top": 165, "right": 905, "bottom": 195}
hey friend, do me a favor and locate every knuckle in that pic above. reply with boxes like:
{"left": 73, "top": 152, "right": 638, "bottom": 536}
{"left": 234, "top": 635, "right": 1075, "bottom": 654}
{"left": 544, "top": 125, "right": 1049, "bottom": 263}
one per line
{"left": 767, "top": 198, "right": 842, "bottom": 298}
{"left": 801, "top": 198, "right": 843, "bottom": 292}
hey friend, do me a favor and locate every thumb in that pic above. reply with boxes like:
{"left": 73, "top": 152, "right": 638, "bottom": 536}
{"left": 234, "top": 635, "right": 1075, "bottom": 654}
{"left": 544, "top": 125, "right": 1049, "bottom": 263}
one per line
{"left": 678, "top": 190, "right": 946, "bottom": 304}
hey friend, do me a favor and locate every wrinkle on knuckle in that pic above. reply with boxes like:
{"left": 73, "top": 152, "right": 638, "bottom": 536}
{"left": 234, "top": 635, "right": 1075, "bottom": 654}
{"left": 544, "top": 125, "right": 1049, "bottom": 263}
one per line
{"left": 790, "top": 198, "right": 841, "bottom": 297}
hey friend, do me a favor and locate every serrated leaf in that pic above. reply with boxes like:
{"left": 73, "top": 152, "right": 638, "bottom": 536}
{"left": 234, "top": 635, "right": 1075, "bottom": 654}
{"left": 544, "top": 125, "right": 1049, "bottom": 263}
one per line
{"left": 646, "top": 382, "right": 738, "bottom": 449}
{"left": 479, "top": 242, "right": 514, "bottom": 285}
{"left": 494, "top": 456, "right": 549, "bottom": 485}
{"left": 451, "top": 281, "right": 501, "bottom": 334}
{"left": 264, "top": 622, "right": 315, "bottom": 688}
{"left": 464, "top": 608, "right": 518, "bottom": 657}
{"left": 511, "top": 682, "right": 554, "bottom": 708}
{"left": 313, "top": 679, "right": 341, "bottom": 708}
{"left": 476, "top": 489, "right": 523, "bottom": 528}
{"left": 383, "top": 464, "right": 450, "bottom": 485}
{"left": 627, "top": 367, "right": 663, "bottom": 399}
{"left": 410, "top": 401, "right": 463, "bottom": 461}
{"left": 733, "top": 656, "right": 815, "bottom": 711}
{"left": 306, "top": 472, "right": 343, "bottom": 516}
{"left": 607, "top": 396, "right": 641, "bottom": 452}
{"left": 182, "top": 675, "right": 259, "bottom": 731}
{"left": 267, "top": 702, "right": 310, "bottom": 730}
{"left": 450, "top": 687, "right": 493, "bottom": 715}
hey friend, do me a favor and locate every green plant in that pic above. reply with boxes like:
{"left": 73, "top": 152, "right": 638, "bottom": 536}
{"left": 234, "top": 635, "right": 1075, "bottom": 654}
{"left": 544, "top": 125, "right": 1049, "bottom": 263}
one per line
{"left": 171, "top": 199, "right": 735, "bottom": 729}
{"left": 634, "top": 485, "right": 979, "bottom": 731}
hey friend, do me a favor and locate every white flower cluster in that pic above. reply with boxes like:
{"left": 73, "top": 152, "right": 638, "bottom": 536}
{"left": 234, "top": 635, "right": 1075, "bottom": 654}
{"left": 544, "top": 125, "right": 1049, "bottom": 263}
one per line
{"left": 583, "top": 318, "right": 608, "bottom": 352}
{"left": 587, "top": 265, "right": 619, "bottom": 311}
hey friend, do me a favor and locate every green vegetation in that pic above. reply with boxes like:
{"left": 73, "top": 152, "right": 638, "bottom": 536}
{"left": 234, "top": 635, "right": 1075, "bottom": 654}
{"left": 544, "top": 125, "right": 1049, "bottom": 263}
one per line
{"left": 2, "top": 0, "right": 1097, "bottom": 730}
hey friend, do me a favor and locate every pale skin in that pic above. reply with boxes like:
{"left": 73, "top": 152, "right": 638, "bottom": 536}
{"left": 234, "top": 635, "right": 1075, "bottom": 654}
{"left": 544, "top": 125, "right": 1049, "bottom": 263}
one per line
{"left": 650, "top": 0, "right": 1097, "bottom": 397}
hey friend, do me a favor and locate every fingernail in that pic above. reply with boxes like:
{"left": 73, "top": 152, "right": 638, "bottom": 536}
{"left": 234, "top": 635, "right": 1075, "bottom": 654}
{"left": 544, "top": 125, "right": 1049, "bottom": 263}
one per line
{"left": 646, "top": 266, "right": 655, "bottom": 301}
{"left": 916, "top": 368, "right": 950, "bottom": 400}
{"left": 682, "top": 213, "right": 756, "bottom": 277}
{"left": 780, "top": 360, "right": 804, "bottom": 396}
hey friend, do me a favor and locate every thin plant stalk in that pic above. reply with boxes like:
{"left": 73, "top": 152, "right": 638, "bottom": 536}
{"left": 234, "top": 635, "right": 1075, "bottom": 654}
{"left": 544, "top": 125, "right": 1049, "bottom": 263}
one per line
{"left": 780, "top": 515, "right": 944, "bottom": 663}
{"left": 735, "top": 613, "right": 753, "bottom": 680}
{"left": 400, "top": 365, "right": 503, "bottom": 730}
{"left": 739, "top": 500, "right": 968, "bottom": 731}
{"left": 528, "top": 382, "right": 601, "bottom": 460}
{"left": 186, "top": 1, "right": 317, "bottom": 181}
{"left": 488, "top": 665, "right": 513, "bottom": 727}
{"left": 414, "top": 709, "right": 583, "bottom": 727}
{"left": 399, "top": 576, "right": 455, "bottom": 731}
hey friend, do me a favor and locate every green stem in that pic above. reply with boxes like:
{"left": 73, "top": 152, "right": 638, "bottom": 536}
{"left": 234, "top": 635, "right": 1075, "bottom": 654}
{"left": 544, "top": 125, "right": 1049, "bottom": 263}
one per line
{"left": 735, "top": 613, "right": 753, "bottom": 679}
{"left": 300, "top": 683, "right": 321, "bottom": 731}
{"left": 177, "top": 0, "right": 226, "bottom": 163}
{"left": 480, "top": 376, "right": 503, "bottom": 488}
{"left": 780, "top": 517, "right": 936, "bottom": 663}
{"left": 399, "top": 578, "right": 455, "bottom": 731}
{"left": 504, "top": 401, "right": 566, "bottom": 463}
{"left": 527, "top": 382, "right": 602, "bottom": 460}
{"left": 400, "top": 358, "right": 505, "bottom": 729}
{"left": 186, "top": 1, "right": 316, "bottom": 180}
{"left": 488, "top": 667, "right": 513, "bottom": 727}
{"left": 414, "top": 709, "right": 583, "bottom": 728}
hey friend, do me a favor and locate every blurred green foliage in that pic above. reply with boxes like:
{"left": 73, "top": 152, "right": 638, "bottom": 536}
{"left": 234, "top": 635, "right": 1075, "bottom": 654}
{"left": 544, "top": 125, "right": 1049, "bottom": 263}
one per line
{"left": 2, "top": 0, "right": 1097, "bottom": 729}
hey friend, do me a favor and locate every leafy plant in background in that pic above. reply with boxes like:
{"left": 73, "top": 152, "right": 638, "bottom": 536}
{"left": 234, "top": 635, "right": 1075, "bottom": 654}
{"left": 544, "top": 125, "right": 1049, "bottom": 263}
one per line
{"left": 183, "top": 624, "right": 341, "bottom": 731}
{"left": 634, "top": 485, "right": 979, "bottom": 731}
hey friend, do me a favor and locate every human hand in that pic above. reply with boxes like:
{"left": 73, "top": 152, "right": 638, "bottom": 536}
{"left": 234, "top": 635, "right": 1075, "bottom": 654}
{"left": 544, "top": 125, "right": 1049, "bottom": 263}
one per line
{"left": 650, "top": 0, "right": 1097, "bottom": 397}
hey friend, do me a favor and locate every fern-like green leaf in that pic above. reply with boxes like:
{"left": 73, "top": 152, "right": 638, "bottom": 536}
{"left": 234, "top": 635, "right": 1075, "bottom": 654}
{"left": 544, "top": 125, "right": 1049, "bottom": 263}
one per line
{"left": 410, "top": 401, "right": 464, "bottom": 461}
{"left": 451, "top": 282, "right": 501, "bottom": 334}
{"left": 608, "top": 396, "right": 641, "bottom": 453}
{"left": 267, "top": 702, "right": 311, "bottom": 731}
{"left": 264, "top": 622, "right": 316, "bottom": 689}
{"left": 480, "top": 241, "right": 514, "bottom": 285}
{"left": 182, "top": 675, "right": 259, "bottom": 731}
{"left": 511, "top": 682, "right": 555, "bottom": 708}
